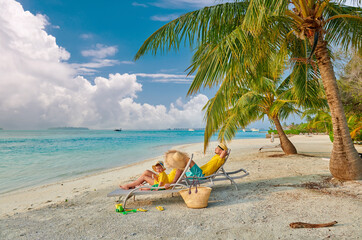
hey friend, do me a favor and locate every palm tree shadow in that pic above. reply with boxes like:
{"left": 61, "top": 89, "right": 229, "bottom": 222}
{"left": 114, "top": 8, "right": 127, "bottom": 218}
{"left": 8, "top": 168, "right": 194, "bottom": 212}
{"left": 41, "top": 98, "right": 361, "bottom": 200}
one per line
{"left": 207, "top": 173, "right": 333, "bottom": 207}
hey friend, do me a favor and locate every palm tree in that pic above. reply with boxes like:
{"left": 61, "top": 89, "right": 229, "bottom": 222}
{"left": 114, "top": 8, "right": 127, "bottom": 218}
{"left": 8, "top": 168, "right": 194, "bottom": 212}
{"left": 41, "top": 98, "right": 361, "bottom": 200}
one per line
{"left": 135, "top": 1, "right": 362, "bottom": 180}
{"left": 243, "top": 0, "right": 362, "bottom": 180}
{"left": 204, "top": 71, "right": 302, "bottom": 154}
{"left": 304, "top": 109, "right": 333, "bottom": 133}
{"left": 199, "top": 45, "right": 326, "bottom": 154}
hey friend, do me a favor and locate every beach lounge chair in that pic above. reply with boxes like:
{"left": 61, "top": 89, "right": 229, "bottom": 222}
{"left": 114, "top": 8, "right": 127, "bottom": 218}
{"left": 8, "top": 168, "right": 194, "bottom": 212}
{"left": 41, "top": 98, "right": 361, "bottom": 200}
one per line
{"left": 107, "top": 155, "right": 193, "bottom": 209}
{"left": 108, "top": 151, "right": 249, "bottom": 208}
{"left": 258, "top": 143, "right": 281, "bottom": 152}
{"left": 182, "top": 150, "right": 249, "bottom": 190}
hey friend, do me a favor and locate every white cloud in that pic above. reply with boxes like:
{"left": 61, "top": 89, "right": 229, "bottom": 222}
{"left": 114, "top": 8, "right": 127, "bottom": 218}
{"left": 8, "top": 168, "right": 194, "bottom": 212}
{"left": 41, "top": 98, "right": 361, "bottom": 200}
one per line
{"left": 135, "top": 73, "right": 194, "bottom": 83}
{"left": 80, "top": 33, "right": 93, "bottom": 39}
{"left": 81, "top": 44, "right": 118, "bottom": 58}
{"left": 0, "top": 0, "right": 208, "bottom": 130}
{"left": 152, "top": 78, "right": 192, "bottom": 83}
{"left": 132, "top": 2, "right": 148, "bottom": 7}
{"left": 151, "top": 14, "right": 179, "bottom": 22}
{"left": 115, "top": 94, "right": 208, "bottom": 129}
{"left": 71, "top": 59, "right": 121, "bottom": 74}
{"left": 152, "top": 0, "right": 225, "bottom": 8}
{"left": 120, "top": 61, "right": 135, "bottom": 64}
{"left": 71, "top": 59, "right": 134, "bottom": 75}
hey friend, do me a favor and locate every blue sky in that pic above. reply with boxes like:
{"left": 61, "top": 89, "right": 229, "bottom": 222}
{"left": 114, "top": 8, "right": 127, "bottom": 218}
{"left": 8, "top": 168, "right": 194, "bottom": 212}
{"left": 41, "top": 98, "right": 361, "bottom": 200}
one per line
{"left": 18, "top": 0, "right": 210, "bottom": 105}
{"left": 5, "top": 0, "right": 349, "bottom": 130}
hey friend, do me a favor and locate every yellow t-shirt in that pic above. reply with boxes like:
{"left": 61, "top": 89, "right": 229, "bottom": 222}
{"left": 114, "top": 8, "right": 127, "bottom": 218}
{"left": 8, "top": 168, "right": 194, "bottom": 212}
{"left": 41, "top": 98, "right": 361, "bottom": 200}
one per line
{"left": 154, "top": 171, "right": 169, "bottom": 186}
{"left": 167, "top": 169, "right": 177, "bottom": 183}
{"left": 200, "top": 154, "right": 225, "bottom": 176}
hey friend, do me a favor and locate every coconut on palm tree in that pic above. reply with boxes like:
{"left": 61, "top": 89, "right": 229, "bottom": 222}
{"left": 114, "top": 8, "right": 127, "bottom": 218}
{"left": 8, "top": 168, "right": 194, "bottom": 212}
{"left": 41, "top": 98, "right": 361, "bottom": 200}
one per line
{"left": 135, "top": 1, "right": 362, "bottom": 180}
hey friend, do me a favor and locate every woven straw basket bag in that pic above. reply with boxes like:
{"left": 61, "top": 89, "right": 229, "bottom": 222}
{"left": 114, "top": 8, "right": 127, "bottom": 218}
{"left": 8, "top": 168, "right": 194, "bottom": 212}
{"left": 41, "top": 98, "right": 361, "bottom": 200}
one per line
{"left": 179, "top": 186, "right": 212, "bottom": 209}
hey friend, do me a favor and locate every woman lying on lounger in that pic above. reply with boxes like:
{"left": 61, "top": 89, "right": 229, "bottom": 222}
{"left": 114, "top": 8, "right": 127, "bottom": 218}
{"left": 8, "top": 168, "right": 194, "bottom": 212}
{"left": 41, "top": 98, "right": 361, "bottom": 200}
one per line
{"left": 119, "top": 150, "right": 189, "bottom": 190}
{"left": 163, "top": 143, "right": 228, "bottom": 185}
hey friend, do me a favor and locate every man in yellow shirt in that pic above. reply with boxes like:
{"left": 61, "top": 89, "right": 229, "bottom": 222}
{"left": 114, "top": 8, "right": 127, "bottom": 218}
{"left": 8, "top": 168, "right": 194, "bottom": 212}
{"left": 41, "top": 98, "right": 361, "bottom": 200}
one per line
{"left": 186, "top": 143, "right": 228, "bottom": 177}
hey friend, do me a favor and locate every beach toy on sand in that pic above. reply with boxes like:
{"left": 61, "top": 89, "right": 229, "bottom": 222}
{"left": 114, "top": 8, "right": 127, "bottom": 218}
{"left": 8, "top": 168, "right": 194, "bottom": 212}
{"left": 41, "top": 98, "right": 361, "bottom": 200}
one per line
{"left": 115, "top": 204, "right": 139, "bottom": 215}
{"left": 122, "top": 209, "right": 137, "bottom": 215}
{"left": 137, "top": 208, "right": 148, "bottom": 212}
{"left": 156, "top": 206, "right": 164, "bottom": 211}
{"left": 115, "top": 204, "right": 148, "bottom": 214}
{"left": 115, "top": 204, "right": 124, "bottom": 212}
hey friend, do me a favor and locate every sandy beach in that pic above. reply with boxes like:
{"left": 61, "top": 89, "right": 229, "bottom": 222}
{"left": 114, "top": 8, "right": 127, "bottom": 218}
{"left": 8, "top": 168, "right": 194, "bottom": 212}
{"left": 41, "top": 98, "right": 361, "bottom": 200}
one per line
{"left": 0, "top": 135, "right": 361, "bottom": 239}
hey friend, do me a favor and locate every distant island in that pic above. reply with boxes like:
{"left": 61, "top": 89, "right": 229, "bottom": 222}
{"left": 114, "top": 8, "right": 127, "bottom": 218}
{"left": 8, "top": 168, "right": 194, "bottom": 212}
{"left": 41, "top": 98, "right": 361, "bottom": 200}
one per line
{"left": 48, "top": 127, "right": 89, "bottom": 130}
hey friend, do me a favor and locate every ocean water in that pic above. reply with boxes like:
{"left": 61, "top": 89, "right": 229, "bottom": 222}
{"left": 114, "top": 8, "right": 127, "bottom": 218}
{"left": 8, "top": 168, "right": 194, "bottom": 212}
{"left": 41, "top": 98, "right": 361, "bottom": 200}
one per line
{"left": 0, "top": 129, "right": 265, "bottom": 194}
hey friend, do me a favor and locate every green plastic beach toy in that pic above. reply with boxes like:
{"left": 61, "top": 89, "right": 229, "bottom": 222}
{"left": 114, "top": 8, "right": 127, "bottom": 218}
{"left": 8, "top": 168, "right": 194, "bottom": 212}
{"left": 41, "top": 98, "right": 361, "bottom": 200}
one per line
{"left": 122, "top": 209, "right": 137, "bottom": 215}
{"left": 115, "top": 204, "right": 138, "bottom": 215}
{"left": 115, "top": 204, "right": 124, "bottom": 212}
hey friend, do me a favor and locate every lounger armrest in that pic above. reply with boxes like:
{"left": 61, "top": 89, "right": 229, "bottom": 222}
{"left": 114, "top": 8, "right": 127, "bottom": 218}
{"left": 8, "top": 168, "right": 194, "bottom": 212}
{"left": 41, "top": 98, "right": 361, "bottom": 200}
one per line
{"left": 185, "top": 168, "right": 248, "bottom": 180}
{"left": 127, "top": 183, "right": 187, "bottom": 192}
{"left": 225, "top": 168, "right": 248, "bottom": 175}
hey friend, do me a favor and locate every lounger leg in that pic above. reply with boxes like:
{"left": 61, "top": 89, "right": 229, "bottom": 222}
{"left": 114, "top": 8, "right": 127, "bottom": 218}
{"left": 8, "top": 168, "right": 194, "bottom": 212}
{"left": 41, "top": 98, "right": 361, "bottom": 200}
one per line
{"left": 123, "top": 191, "right": 135, "bottom": 209}
{"left": 222, "top": 169, "right": 238, "bottom": 190}
{"left": 229, "top": 177, "right": 238, "bottom": 190}
{"left": 123, "top": 198, "right": 128, "bottom": 209}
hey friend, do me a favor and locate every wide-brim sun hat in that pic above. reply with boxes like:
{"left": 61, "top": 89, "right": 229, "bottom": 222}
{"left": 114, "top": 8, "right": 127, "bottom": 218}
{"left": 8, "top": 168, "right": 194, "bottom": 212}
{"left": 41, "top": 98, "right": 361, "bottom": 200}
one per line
{"left": 218, "top": 142, "right": 228, "bottom": 151}
{"left": 152, "top": 161, "right": 166, "bottom": 171}
{"left": 164, "top": 150, "right": 189, "bottom": 170}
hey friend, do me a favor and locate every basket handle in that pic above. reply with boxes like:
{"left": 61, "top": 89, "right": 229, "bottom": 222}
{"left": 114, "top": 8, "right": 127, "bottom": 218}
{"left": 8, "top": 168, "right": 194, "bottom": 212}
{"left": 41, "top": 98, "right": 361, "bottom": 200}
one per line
{"left": 188, "top": 176, "right": 199, "bottom": 194}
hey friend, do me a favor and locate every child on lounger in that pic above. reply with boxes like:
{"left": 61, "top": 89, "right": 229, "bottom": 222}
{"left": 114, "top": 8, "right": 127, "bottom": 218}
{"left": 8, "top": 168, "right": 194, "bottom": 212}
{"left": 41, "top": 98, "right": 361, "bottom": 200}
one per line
{"left": 151, "top": 161, "right": 169, "bottom": 188}
{"left": 120, "top": 161, "right": 171, "bottom": 190}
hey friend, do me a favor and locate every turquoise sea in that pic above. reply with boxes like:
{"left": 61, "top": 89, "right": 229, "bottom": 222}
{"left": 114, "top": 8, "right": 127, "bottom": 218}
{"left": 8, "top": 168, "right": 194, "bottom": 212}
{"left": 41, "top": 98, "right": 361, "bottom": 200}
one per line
{"left": 0, "top": 130, "right": 265, "bottom": 194}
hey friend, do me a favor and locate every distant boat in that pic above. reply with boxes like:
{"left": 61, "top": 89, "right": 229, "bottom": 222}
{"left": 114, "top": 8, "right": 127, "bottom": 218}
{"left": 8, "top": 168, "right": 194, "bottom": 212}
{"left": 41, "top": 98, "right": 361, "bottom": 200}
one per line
{"left": 243, "top": 128, "right": 252, "bottom": 132}
{"left": 114, "top": 128, "right": 122, "bottom": 132}
{"left": 188, "top": 128, "right": 195, "bottom": 131}
{"left": 251, "top": 128, "right": 259, "bottom": 132}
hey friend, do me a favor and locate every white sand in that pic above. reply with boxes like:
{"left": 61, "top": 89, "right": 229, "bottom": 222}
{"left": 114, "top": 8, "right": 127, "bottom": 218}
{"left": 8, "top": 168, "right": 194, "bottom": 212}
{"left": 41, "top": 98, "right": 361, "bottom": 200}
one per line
{"left": 0, "top": 135, "right": 361, "bottom": 239}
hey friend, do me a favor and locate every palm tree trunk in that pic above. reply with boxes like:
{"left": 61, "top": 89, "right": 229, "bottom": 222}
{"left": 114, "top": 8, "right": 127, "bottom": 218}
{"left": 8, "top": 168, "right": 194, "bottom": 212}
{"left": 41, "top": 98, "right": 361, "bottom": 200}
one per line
{"left": 272, "top": 116, "right": 297, "bottom": 155}
{"left": 313, "top": 35, "right": 362, "bottom": 180}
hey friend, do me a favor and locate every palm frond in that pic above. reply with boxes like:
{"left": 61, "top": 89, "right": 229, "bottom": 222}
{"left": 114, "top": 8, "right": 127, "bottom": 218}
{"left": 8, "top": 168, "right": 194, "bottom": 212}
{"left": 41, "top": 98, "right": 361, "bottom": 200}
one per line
{"left": 134, "top": 1, "right": 249, "bottom": 60}
{"left": 242, "top": 0, "right": 288, "bottom": 33}
{"left": 324, "top": 3, "right": 362, "bottom": 51}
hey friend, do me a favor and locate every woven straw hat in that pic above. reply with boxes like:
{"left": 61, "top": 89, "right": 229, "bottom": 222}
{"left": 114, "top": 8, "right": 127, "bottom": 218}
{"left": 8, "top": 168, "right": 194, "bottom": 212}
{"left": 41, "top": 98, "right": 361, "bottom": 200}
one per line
{"left": 218, "top": 142, "right": 228, "bottom": 151}
{"left": 152, "top": 161, "right": 166, "bottom": 172}
{"left": 164, "top": 150, "right": 189, "bottom": 169}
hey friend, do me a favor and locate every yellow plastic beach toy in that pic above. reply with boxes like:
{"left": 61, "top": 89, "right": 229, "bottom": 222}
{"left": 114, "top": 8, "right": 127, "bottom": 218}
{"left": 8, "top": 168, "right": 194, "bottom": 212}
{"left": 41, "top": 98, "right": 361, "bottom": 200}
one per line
{"left": 137, "top": 208, "right": 148, "bottom": 212}
{"left": 156, "top": 206, "right": 164, "bottom": 211}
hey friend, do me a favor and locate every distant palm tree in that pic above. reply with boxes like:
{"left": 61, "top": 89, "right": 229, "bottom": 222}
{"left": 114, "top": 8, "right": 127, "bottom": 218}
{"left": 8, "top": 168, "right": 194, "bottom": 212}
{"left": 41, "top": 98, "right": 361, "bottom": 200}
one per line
{"left": 304, "top": 109, "right": 333, "bottom": 133}
{"left": 135, "top": 1, "right": 362, "bottom": 179}
{"left": 203, "top": 72, "right": 302, "bottom": 154}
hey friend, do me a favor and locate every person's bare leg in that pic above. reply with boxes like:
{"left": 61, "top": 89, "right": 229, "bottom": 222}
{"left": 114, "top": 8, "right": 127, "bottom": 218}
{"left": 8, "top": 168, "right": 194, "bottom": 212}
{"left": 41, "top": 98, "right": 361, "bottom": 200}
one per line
{"left": 120, "top": 170, "right": 156, "bottom": 189}
{"left": 189, "top": 160, "right": 195, "bottom": 168}
{"left": 141, "top": 170, "right": 156, "bottom": 178}
{"left": 120, "top": 175, "right": 155, "bottom": 189}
